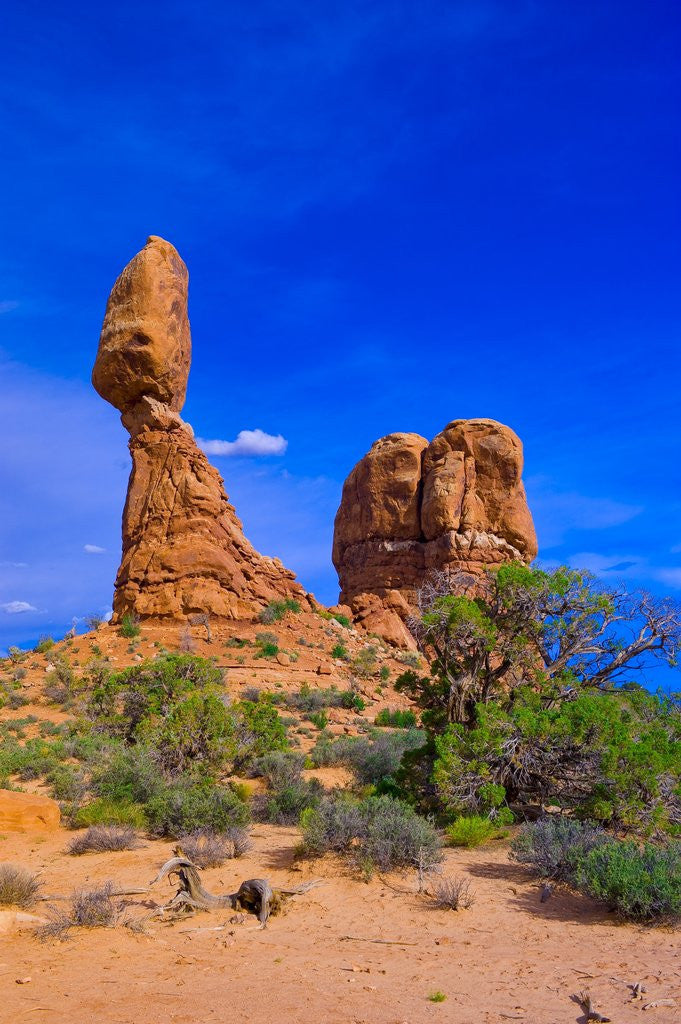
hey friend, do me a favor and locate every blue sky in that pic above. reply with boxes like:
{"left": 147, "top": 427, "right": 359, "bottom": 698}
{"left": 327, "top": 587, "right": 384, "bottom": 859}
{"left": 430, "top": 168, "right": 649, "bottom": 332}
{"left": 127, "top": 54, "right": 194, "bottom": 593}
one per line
{"left": 1, "top": 1, "right": 679, "bottom": 683}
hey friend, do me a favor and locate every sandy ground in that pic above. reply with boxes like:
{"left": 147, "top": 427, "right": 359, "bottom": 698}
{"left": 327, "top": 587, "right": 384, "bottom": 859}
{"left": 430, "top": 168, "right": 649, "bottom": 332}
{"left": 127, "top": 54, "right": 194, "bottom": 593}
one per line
{"left": 1, "top": 825, "right": 679, "bottom": 1024}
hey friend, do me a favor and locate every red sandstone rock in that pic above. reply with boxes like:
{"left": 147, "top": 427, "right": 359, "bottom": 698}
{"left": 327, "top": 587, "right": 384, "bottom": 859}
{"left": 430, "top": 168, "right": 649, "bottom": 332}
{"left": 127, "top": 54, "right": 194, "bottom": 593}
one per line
{"left": 93, "top": 237, "right": 308, "bottom": 623}
{"left": 333, "top": 418, "right": 537, "bottom": 646}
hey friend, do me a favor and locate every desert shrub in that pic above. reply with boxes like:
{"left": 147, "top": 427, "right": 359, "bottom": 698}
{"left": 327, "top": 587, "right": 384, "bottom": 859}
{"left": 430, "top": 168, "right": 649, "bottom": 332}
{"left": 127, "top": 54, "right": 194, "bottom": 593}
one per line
{"left": 34, "top": 635, "right": 54, "bottom": 654}
{"left": 572, "top": 840, "right": 681, "bottom": 924}
{"left": 0, "top": 737, "right": 63, "bottom": 782}
{"left": 119, "top": 613, "right": 140, "bottom": 639}
{"left": 254, "top": 751, "right": 306, "bottom": 789}
{"left": 510, "top": 817, "right": 607, "bottom": 881}
{"left": 149, "top": 690, "right": 237, "bottom": 774}
{"left": 48, "top": 764, "right": 87, "bottom": 803}
{"left": 300, "top": 796, "right": 366, "bottom": 855}
{"left": 0, "top": 864, "right": 40, "bottom": 907}
{"left": 265, "top": 779, "right": 323, "bottom": 824}
{"left": 301, "top": 794, "right": 440, "bottom": 872}
{"left": 87, "top": 653, "right": 224, "bottom": 741}
{"left": 375, "top": 708, "right": 417, "bottom": 728}
{"left": 6, "top": 690, "right": 29, "bottom": 709}
{"left": 313, "top": 730, "right": 425, "bottom": 787}
{"left": 39, "top": 882, "right": 119, "bottom": 940}
{"left": 253, "top": 751, "right": 322, "bottom": 824}
{"left": 74, "top": 798, "right": 147, "bottom": 829}
{"left": 428, "top": 992, "right": 447, "bottom": 1003}
{"left": 353, "top": 646, "right": 378, "bottom": 678}
{"left": 236, "top": 693, "right": 288, "bottom": 765}
{"left": 145, "top": 780, "right": 249, "bottom": 837}
{"left": 254, "top": 632, "right": 279, "bottom": 658}
{"left": 446, "top": 815, "right": 504, "bottom": 848}
{"left": 339, "top": 690, "right": 366, "bottom": 711}
{"left": 309, "top": 710, "right": 328, "bottom": 730}
{"left": 259, "top": 599, "right": 301, "bottom": 624}
{"left": 89, "top": 744, "right": 164, "bottom": 805}
{"left": 68, "top": 825, "right": 141, "bottom": 855}
{"left": 178, "top": 829, "right": 248, "bottom": 867}
{"left": 85, "top": 614, "right": 105, "bottom": 631}
{"left": 429, "top": 875, "right": 476, "bottom": 910}
{"left": 331, "top": 643, "right": 349, "bottom": 660}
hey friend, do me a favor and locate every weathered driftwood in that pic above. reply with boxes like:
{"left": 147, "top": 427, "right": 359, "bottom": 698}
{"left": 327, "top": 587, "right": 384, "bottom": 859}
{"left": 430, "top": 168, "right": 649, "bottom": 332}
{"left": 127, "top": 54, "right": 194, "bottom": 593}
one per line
{"left": 149, "top": 849, "right": 323, "bottom": 927}
{"left": 573, "top": 991, "right": 611, "bottom": 1023}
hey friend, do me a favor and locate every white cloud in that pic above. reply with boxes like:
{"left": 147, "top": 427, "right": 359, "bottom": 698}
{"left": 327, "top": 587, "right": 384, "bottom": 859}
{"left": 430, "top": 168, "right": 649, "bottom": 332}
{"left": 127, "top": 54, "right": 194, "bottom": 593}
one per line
{"left": 84, "top": 544, "right": 106, "bottom": 554}
{"left": 0, "top": 561, "right": 28, "bottom": 568}
{"left": 198, "top": 429, "right": 288, "bottom": 458}
{"left": 1, "top": 600, "right": 38, "bottom": 614}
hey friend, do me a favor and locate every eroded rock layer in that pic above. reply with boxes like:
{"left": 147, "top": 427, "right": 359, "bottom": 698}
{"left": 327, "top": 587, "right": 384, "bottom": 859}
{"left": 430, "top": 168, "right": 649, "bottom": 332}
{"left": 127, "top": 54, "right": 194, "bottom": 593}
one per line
{"left": 333, "top": 419, "right": 537, "bottom": 645}
{"left": 93, "top": 236, "right": 308, "bottom": 622}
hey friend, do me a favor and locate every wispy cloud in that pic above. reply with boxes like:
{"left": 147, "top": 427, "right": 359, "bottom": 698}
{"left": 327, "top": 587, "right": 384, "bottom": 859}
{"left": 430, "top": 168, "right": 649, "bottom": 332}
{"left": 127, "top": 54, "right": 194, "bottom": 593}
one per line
{"left": 526, "top": 475, "right": 643, "bottom": 549}
{"left": 83, "top": 544, "right": 106, "bottom": 554}
{"left": 0, "top": 301, "right": 19, "bottom": 314}
{"left": 198, "top": 429, "right": 288, "bottom": 457}
{"left": 567, "top": 551, "right": 681, "bottom": 591}
{"left": 1, "top": 600, "right": 37, "bottom": 614}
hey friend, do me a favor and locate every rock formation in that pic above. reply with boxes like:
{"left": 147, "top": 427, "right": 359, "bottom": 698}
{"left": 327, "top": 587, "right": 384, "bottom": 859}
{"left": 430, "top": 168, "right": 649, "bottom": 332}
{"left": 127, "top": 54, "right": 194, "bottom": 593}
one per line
{"left": 0, "top": 790, "right": 60, "bottom": 831}
{"left": 93, "top": 236, "right": 308, "bottom": 622}
{"left": 333, "top": 419, "right": 537, "bottom": 646}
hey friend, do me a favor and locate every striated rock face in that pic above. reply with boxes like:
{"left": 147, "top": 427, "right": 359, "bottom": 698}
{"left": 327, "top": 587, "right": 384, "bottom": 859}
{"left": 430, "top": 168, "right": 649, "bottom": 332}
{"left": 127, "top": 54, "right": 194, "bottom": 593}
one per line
{"left": 93, "top": 236, "right": 308, "bottom": 622}
{"left": 333, "top": 419, "right": 537, "bottom": 645}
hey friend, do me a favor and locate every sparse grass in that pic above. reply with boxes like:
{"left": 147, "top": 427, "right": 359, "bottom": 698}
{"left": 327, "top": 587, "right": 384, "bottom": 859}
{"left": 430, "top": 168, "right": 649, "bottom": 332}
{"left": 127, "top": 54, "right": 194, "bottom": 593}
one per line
{"left": 0, "top": 863, "right": 40, "bottom": 907}
{"left": 67, "top": 825, "right": 142, "bottom": 856}
{"left": 429, "top": 875, "right": 475, "bottom": 910}
{"left": 428, "top": 991, "right": 446, "bottom": 1003}
{"left": 352, "top": 645, "right": 378, "bottom": 678}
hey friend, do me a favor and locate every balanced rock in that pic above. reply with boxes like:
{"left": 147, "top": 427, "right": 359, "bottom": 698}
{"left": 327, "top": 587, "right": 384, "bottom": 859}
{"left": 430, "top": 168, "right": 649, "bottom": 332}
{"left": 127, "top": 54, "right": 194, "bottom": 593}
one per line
{"left": 333, "top": 419, "right": 537, "bottom": 646}
{"left": 93, "top": 236, "right": 308, "bottom": 622}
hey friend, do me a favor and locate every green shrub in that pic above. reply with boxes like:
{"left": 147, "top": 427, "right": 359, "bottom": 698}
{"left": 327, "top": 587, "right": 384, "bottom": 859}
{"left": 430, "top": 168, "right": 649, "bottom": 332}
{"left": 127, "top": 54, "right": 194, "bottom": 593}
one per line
{"left": 375, "top": 708, "right": 417, "bottom": 729}
{"left": 89, "top": 744, "right": 163, "bottom": 805}
{"left": 34, "top": 635, "right": 54, "bottom": 654}
{"left": 145, "top": 781, "right": 250, "bottom": 837}
{"left": 573, "top": 840, "right": 681, "bottom": 923}
{"left": 309, "top": 710, "right": 328, "bottom": 730}
{"left": 331, "top": 643, "right": 349, "bottom": 660}
{"left": 446, "top": 815, "right": 503, "bottom": 848}
{"left": 74, "top": 798, "right": 147, "bottom": 829}
{"left": 301, "top": 794, "right": 441, "bottom": 872}
{"left": 236, "top": 694, "right": 288, "bottom": 764}
{"left": 339, "top": 690, "right": 366, "bottom": 711}
{"left": 149, "top": 690, "right": 236, "bottom": 774}
{"left": 254, "top": 632, "right": 279, "bottom": 658}
{"left": 119, "top": 613, "right": 141, "bottom": 639}
{"left": 87, "top": 653, "right": 224, "bottom": 741}
{"left": 510, "top": 818, "right": 607, "bottom": 881}
{"left": 259, "top": 599, "right": 301, "bottom": 624}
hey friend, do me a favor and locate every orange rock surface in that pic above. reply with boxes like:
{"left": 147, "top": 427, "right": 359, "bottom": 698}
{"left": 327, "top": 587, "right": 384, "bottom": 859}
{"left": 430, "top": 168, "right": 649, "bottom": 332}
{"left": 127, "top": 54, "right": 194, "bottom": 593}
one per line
{"left": 92, "top": 237, "right": 309, "bottom": 622}
{"left": 0, "top": 789, "right": 60, "bottom": 832}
